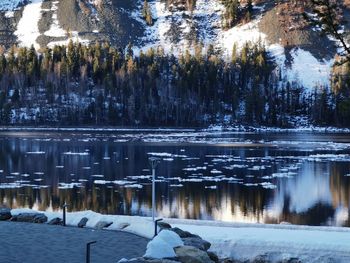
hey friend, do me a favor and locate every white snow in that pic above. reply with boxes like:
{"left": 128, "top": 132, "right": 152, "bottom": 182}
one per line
{"left": 14, "top": 0, "right": 43, "bottom": 50}
{"left": 8, "top": 208, "right": 350, "bottom": 262}
{"left": 143, "top": 235, "right": 177, "bottom": 259}
{"left": 44, "top": 1, "right": 66, "bottom": 38}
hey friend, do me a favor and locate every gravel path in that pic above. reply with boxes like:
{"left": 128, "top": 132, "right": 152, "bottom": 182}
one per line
{"left": 0, "top": 221, "right": 149, "bottom": 263}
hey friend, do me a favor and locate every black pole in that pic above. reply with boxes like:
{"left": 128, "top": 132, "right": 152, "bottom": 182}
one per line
{"left": 86, "top": 241, "right": 97, "bottom": 263}
{"left": 62, "top": 203, "right": 68, "bottom": 226}
{"left": 154, "top": 218, "right": 163, "bottom": 237}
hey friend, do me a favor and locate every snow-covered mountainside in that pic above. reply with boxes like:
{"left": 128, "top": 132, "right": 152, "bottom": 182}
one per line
{"left": 0, "top": 0, "right": 343, "bottom": 89}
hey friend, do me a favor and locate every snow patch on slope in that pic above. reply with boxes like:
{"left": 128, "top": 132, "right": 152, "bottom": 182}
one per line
{"left": 44, "top": 1, "right": 66, "bottom": 38}
{"left": 14, "top": 0, "right": 43, "bottom": 49}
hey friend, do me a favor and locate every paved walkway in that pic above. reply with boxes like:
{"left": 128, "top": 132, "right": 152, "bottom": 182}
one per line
{"left": 0, "top": 222, "right": 149, "bottom": 263}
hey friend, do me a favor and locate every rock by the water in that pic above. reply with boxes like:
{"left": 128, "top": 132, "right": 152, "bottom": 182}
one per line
{"left": 78, "top": 217, "right": 88, "bottom": 228}
{"left": 48, "top": 217, "right": 63, "bottom": 225}
{"left": 95, "top": 221, "right": 113, "bottom": 229}
{"left": 17, "top": 213, "right": 47, "bottom": 223}
{"left": 0, "top": 208, "right": 11, "bottom": 220}
{"left": 170, "top": 227, "right": 199, "bottom": 238}
{"left": 157, "top": 221, "right": 172, "bottom": 229}
{"left": 175, "top": 246, "right": 214, "bottom": 263}
{"left": 182, "top": 237, "right": 211, "bottom": 251}
{"left": 119, "top": 258, "right": 179, "bottom": 263}
{"left": 118, "top": 222, "right": 130, "bottom": 229}
{"left": 207, "top": 252, "right": 219, "bottom": 263}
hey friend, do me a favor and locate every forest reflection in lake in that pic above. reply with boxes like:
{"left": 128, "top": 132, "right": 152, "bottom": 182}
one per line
{"left": 1, "top": 130, "right": 350, "bottom": 226}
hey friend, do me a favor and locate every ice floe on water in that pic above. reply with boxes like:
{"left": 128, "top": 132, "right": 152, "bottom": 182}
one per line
{"left": 58, "top": 182, "right": 82, "bottom": 189}
{"left": 63, "top": 152, "right": 89, "bottom": 156}
{"left": 26, "top": 151, "right": 45, "bottom": 155}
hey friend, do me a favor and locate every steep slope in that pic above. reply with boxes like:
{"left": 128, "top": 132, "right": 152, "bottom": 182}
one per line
{"left": 0, "top": 0, "right": 345, "bottom": 89}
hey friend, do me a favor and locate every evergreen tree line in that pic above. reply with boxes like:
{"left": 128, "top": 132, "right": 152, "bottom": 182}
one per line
{"left": 0, "top": 40, "right": 347, "bottom": 127}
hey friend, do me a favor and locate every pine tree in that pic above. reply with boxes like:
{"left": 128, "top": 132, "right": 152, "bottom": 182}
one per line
{"left": 142, "top": 0, "right": 153, "bottom": 26}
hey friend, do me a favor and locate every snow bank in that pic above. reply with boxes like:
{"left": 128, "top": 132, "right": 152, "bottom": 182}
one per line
{"left": 8, "top": 208, "right": 350, "bottom": 262}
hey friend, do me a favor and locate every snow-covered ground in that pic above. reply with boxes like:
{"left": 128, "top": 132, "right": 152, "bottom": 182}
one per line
{"left": 10, "top": 208, "right": 350, "bottom": 262}
{"left": 14, "top": 0, "right": 43, "bottom": 49}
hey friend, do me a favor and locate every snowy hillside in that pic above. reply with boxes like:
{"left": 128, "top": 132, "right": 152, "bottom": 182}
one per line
{"left": 0, "top": 0, "right": 339, "bottom": 90}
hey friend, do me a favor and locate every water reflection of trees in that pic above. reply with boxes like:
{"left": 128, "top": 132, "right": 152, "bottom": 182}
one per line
{"left": 0, "top": 182, "right": 274, "bottom": 222}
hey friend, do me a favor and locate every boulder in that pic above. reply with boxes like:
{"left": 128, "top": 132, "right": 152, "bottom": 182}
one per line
{"left": 17, "top": 213, "right": 47, "bottom": 223}
{"left": 48, "top": 217, "right": 63, "bottom": 225}
{"left": 207, "top": 252, "right": 219, "bottom": 263}
{"left": 118, "top": 222, "right": 130, "bottom": 229}
{"left": 175, "top": 246, "right": 214, "bottom": 263}
{"left": 182, "top": 237, "right": 211, "bottom": 251}
{"left": 157, "top": 221, "right": 172, "bottom": 229}
{"left": 0, "top": 208, "right": 11, "bottom": 220}
{"left": 78, "top": 217, "right": 88, "bottom": 228}
{"left": 94, "top": 221, "right": 113, "bottom": 229}
{"left": 170, "top": 227, "right": 199, "bottom": 238}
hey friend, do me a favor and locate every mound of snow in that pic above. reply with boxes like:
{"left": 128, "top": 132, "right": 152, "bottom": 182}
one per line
{"left": 157, "top": 230, "right": 184, "bottom": 248}
{"left": 144, "top": 235, "right": 177, "bottom": 259}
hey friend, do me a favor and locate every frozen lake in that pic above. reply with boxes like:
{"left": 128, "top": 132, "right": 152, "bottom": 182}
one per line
{"left": 1, "top": 129, "right": 350, "bottom": 226}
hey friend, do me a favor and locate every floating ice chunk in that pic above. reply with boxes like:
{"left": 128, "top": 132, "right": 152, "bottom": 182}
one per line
{"left": 183, "top": 167, "right": 207, "bottom": 171}
{"left": 26, "top": 151, "right": 45, "bottom": 155}
{"left": 91, "top": 174, "right": 104, "bottom": 178}
{"left": 58, "top": 182, "right": 82, "bottom": 189}
{"left": 260, "top": 182, "right": 277, "bottom": 189}
{"left": 124, "top": 184, "right": 143, "bottom": 189}
{"left": 56, "top": 166, "right": 64, "bottom": 169}
{"left": 210, "top": 169, "right": 222, "bottom": 174}
{"left": 205, "top": 185, "right": 218, "bottom": 189}
{"left": 170, "top": 184, "right": 184, "bottom": 187}
{"left": 63, "top": 152, "right": 89, "bottom": 156}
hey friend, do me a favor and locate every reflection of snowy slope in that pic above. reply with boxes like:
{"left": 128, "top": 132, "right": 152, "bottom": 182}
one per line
{"left": 270, "top": 162, "right": 332, "bottom": 214}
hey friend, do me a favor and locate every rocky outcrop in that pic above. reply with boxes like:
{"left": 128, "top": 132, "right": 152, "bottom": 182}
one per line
{"left": 182, "top": 237, "right": 211, "bottom": 251}
{"left": 94, "top": 221, "right": 113, "bottom": 229}
{"left": 16, "top": 213, "right": 48, "bottom": 223}
{"left": 0, "top": 208, "right": 11, "bottom": 220}
{"left": 78, "top": 217, "right": 88, "bottom": 228}
{"left": 48, "top": 217, "right": 63, "bottom": 225}
{"left": 174, "top": 246, "right": 213, "bottom": 263}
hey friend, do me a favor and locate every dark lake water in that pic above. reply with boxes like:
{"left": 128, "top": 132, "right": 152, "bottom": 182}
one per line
{"left": 1, "top": 129, "right": 350, "bottom": 226}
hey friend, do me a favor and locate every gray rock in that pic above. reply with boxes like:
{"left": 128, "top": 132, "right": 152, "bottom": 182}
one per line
{"left": 118, "top": 258, "right": 179, "bottom": 263}
{"left": 207, "top": 252, "right": 219, "bottom": 263}
{"left": 170, "top": 227, "right": 199, "bottom": 238}
{"left": 157, "top": 221, "right": 172, "bottom": 229}
{"left": 48, "top": 217, "right": 63, "bottom": 225}
{"left": 175, "top": 246, "right": 214, "bottom": 263}
{"left": 78, "top": 217, "right": 88, "bottom": 228}
{"left": 182, "top": 237, "right": 211, "bottom": 251}
{"left": 94, "top": 221, "right": 113, "bottom": 229}
{"left": 118, "top": 222, "right": 130, "bottom": 229}
{"left": 0, "top": 208, "right": 11, "bottom": 220}
{"left": 17, "top": 213, "right": 48, "bottom": 223}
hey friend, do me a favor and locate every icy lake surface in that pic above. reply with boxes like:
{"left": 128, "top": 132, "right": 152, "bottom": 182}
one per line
{"left": 1, "top": 130, "right": 350, "bottom": 226}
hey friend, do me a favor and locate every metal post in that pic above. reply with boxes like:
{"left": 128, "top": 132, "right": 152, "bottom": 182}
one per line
{"left": 149, "top": 157, "right": 160, "bottom": 222}
{"left": 62, "top": 203, "right": 68, "bottom": 226}
{"left": 86, "top": 241, "right": 97, "bottom": 263}
{"left": 154, "top": 218, "right": 163, "bottom": 237}
{"left": 152, "top": 166, "right": 156, "bottom": 222}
